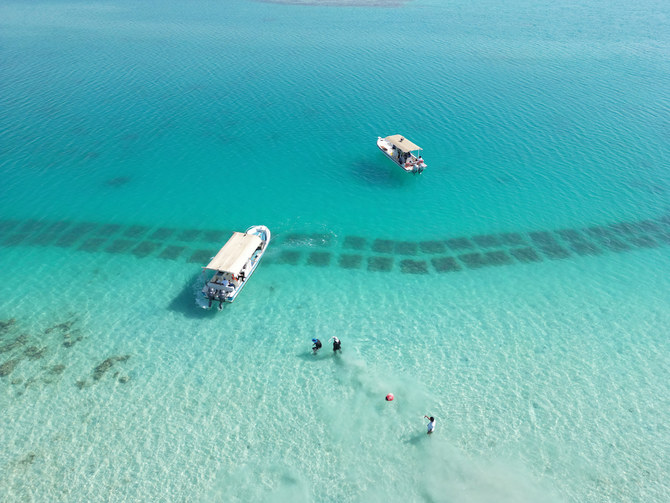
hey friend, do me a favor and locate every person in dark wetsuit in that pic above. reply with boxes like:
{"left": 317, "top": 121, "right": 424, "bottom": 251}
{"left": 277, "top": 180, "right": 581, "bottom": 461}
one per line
{"left": 331, "top": 336, "right": 341, "bottom": 353}
{"left": 312, "top": 338, "right": 322, "bottom": 354}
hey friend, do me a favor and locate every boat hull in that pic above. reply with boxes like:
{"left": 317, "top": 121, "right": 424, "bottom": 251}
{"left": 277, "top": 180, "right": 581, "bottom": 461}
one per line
{"left": 197, "top": 225, "right": 271, "bottom": 309}
{"left": 225, "top": 225, "right": 270, "bottom": 303}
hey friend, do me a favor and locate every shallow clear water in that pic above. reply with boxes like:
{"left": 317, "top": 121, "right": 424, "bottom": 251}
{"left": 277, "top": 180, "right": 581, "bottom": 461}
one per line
{"left": 1, "top": 0, "right": 669, "bottom": 501}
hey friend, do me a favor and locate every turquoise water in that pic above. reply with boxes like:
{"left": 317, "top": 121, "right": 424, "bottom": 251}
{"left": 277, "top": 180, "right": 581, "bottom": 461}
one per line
{"left": 1, "top": 0, "right": 669, "bottom": 501}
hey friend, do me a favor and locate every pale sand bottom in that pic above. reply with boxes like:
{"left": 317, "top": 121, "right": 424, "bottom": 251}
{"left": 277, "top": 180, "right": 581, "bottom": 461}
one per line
{"left": 0, "top": 244, "right": 667, "bottom": 502}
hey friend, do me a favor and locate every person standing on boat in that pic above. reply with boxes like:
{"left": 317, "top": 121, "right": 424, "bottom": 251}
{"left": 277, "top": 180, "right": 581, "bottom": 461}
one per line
{"left": 331, "top": 336, "right": 341, "bottom": 353}
{"left": 312, "top": 338, "right": 322, "bottom": 354}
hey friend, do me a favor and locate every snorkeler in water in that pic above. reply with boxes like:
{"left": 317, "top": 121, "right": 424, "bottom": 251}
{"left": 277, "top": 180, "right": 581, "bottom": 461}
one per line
{"left": 424, "top": 415, "right": 436, "bottom": 434}
{"left": 330, "top": 336, "right": 341, "bottom": 353}
{"left": 312, "top": 338, "right": 322, "bottom": 354}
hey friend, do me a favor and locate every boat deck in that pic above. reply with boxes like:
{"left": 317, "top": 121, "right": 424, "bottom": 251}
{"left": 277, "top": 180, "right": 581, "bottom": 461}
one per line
{"left": 377, "top": 136, "right": 426, "bottom": 174}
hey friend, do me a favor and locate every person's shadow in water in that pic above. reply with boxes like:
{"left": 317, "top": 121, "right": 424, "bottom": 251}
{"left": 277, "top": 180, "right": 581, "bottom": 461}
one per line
{"left": 296, "top": 350, "right": 331, "bottom": 362}
{"left": 296, "top": 350, "right": 320, "bottom": 362}
{"left": 405, "top": 432, "right": 427, "bottom": 446}
{"left": 295, "top": 347, "right": 344, "bottom": 363}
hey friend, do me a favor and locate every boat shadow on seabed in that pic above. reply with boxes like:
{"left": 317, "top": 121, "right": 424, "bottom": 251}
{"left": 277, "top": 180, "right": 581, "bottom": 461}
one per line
{"left": 350, "top": 159, "right": 412, "bottom": 188}
{"left": 167, "top": 274, "right": 220, "bottom": 319}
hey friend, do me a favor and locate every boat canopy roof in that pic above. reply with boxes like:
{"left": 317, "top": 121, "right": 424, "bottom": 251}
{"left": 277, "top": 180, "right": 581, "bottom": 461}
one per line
{"left": 385, "top": 134, "right": 422, "bottom": 153}
{"left": 205, "top": 232, "right": 262, "bottom": 274}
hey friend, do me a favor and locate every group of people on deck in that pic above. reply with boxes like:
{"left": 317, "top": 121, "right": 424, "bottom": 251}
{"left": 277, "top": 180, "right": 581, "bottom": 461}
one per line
{"left": 401, "top": 152, "right": 424, "bottom": 167}
{"left": 391, "top": 144, "right": 423, "bottom": 168}
{"left": 207, "top": 273, "right": 243, "bottom": 310}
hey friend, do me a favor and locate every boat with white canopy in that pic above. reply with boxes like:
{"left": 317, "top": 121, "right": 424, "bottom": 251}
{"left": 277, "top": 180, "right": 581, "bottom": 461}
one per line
{"left": 197, "top": 225, "right": 271, "bottom": 309}
{"left": 377, "top": 134, "right": 427, "bottom": 174}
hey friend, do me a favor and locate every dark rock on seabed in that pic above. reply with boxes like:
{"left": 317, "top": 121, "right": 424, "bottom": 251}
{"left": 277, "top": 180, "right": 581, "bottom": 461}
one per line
{"left": 92, "top": 355, "right": 131, "bottom": 381}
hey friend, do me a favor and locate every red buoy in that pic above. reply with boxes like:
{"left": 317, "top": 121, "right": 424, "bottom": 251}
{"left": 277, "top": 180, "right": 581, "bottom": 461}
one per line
{"left": 385, "top": 393, "right": 394, "bottom": 401}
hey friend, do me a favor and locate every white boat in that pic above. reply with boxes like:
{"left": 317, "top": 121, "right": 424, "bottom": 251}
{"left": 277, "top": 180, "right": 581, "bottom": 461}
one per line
{"left": 377, "top": 134, "right": 427, "bottom": 174}
{"left": 197, "top": 225, "right": 271, "bottom": 309}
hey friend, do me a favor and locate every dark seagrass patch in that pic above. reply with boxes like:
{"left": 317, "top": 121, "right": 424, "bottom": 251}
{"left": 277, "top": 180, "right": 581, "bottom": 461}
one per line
{"left": 158, "top": 245, "right": 186, "bottom": 260}
{"left": 123, "top": 225, "right": 149, "bottom": 239}
{"left": 2, "top": 232, "right": 28, "bottom": 246}
{"left": 653, "top": 230, "right": 670, "bottom": 244}
{"left": 132, "top": 241, "right": 159, "bottom": 258}
{"left": 484, "top": 250, "right": 513, "bottom": 266}
{"left": 569, "top": 242, "right": 602, "bottom": 256}
{"left": 188, "top": 249, "right": 213, "bottom": 264}
{"left": 343, "top": 236, "right": 367, "bottom": 250}
{"left": 69, "top": 222, "right": 98, "bottom": 236}
{"left": 446, "top": 237, "right": 474, "bottom": 251}
{"left": 105, "top": 239, "right": 135, "bottom": 254}
{"left": 431, "top": 256, "right": 462, "bottom": 272}
{"left": 556, "top": 229, "right": 584, "bottom": 242}
{"left": 307, "top": 251, "right": 331, "bottom": 267}
{"left": 104, "top": 176, "right": 131, "bottom": 188}
{"left": 283, "top": 233, "right": 332, "bottom": 247}
{"left": 310, "top": 234, "right": 333, "bottom": 247}
{"left": 17, "top": 220, "right": 46, "bottom": 233}
{"left": 609, "top": 222, "right": 637, "bottom": 236}
{"left": 498, "top": 232, "right": 526, "bottom": 246}
{"left": 78, "top": 237, "right": 107, "bottom": 252}
{"left": 400, "top": 259, "right": 428, "bottom": 274}
{"left": 420, "top": 240, "right": 446, "bottom": 254}
{"left": 283, "top": 233, "right": 308, "bottom": 245}
{"left": 458, "top": 253, "right": 488, "bottom": 269}
{"left": 202, "top": 230, "right": 227, "bottom": 243}
{"left": 276, "top": 250, "right": 301, "bottom": 265}
{"left": 538, "top": 244, "right": 570, "bottom": 260}
{"left": 600, "top": 238, "right": 631, "bottom": 252}
{"left": 584, "top": 226, "right": 613, "bottom": 240}
{"left": 368, "top": 256, "right": 393, "bottom": 272}
{"left": 396, "top": 241, "right": 418, "bottom": 255}
{"left": 54, "top": 231, "right": 82, "bottom": 247}
{"left": 149, "top": 227, "right": 176, "bottom": 241}
{"left": 472, "top": 234, "right": 501, "bottom": 248}
{"left": 529, "top": 231, "right": 558, "bottom": 246}
{"left": 627, "top": 235, "right": 658, "bottom": 248}
{"left": 339, "top": 254, "right": 362, "bottom": 269}
{"left": 95, "top": 224, "right": 121, "bottom": 236}
{"left": 36, "top": 221, "right": 71, "bottom": 244}
{"left": 510, "top": 247, "right": 542, "bottom": 263}
{"left": 0, "top": 220, "right": 19, "bottom": 234}
{"left": 176, "top": 229, "right": 202, "bottom": 242}
{"left": 372, "top": 239, "right": 395, "bottom": 254}
{"left": 633, "top": 220, "right": 660, "bottom": 233}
